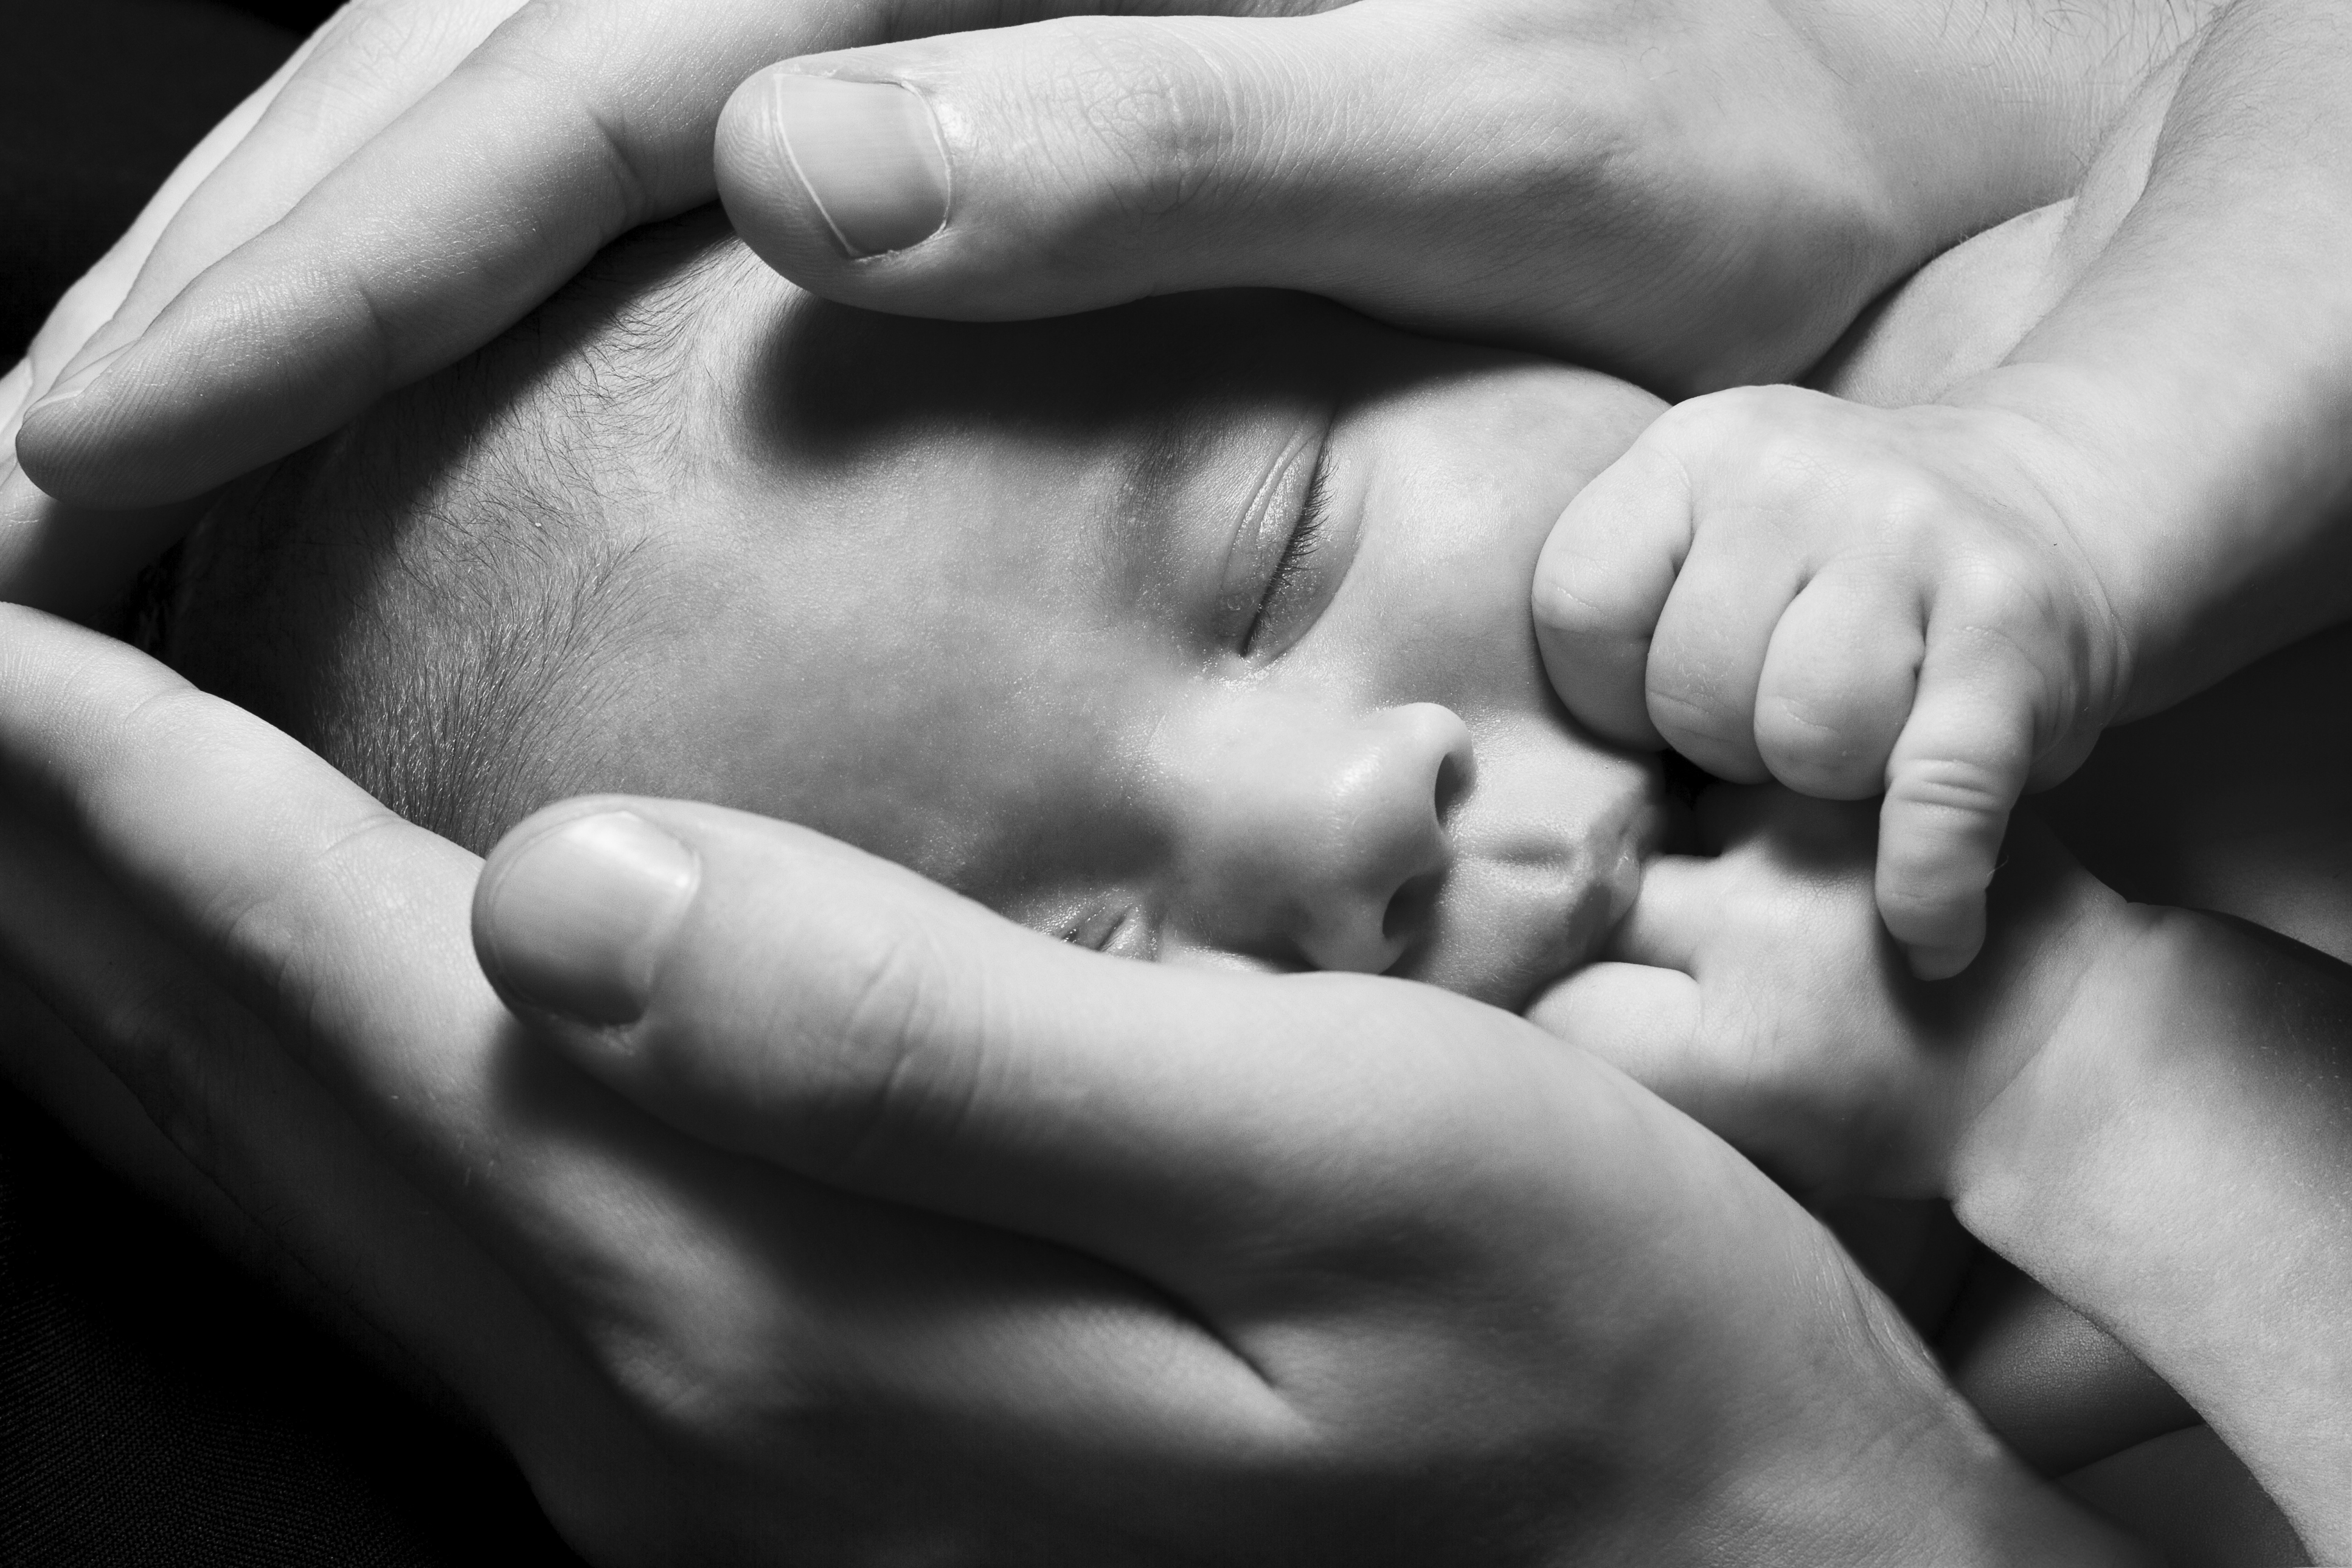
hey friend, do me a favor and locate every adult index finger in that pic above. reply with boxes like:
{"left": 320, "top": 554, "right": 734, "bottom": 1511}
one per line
{"left": 9, "top": 0, "right": 1302, "bottom": 519}
{"left": 2, "top": 0, "right": 518, "bottom": 616}
{"left": 12, "top": 0, "right": 870, "bottom": 513}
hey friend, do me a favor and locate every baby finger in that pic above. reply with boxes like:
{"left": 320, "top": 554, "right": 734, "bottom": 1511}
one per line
{"left": 1643, "top": 521, "right": 1805, "bottom": 783}
{"left": 1530, "top": 433, "right": 1693, "bottom": 748}
{"left": 1876, "top": 633, "right": 2041, "bottom": 978}
{"left": 1753, "top": 566, "right": 1923, "bottom": 799}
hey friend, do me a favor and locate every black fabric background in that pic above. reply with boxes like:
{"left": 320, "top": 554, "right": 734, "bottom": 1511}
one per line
{"left": 2, "top": 1, "right": 585, "bottom": 1559}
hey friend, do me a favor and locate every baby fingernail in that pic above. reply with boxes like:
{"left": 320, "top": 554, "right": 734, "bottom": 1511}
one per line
{"left": 24, "top": 342, "right": 137, "bottom": 419}
{"left": 767, "top": 74, "right": 949, "bottom": 258}
{"left": 477, "top": 810, "right": 701, "bottom": 1026}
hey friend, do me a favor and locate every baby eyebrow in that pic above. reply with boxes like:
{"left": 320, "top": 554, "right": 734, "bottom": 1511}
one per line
{"left": 1103, "top": 414, "right": 1233, "bottom": 590}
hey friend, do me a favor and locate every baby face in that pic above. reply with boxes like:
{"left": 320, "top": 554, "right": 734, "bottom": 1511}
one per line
{"left": 587, "top": 266, "right": 1666, "bottom": 1010}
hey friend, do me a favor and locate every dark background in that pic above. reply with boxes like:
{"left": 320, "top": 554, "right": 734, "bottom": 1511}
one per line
{"left": 2, "top": 1, "right": 584, "bottom": 1559}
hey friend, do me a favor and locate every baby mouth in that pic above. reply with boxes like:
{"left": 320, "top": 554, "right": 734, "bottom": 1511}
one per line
{"left": 1395, "top": 825, "right": 1651, "bottom": 1011}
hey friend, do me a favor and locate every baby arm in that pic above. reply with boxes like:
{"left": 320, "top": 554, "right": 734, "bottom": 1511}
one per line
{"left": 1538, "top": 790, "right": 2352, "bottom": 1558}
{"left": 1532, "top": 0, "right": 2352, "bottom": 979}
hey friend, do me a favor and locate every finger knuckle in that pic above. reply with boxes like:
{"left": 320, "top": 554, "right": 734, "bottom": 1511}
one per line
{"left": 798, "top": 910, "right": 985, "bottom": 1187}
{"left": 1757, "top": 707, "right": 1881, "bottom": 796}
{"left": 1889, "top": 754, "right": 2016, "bottom": 820}
{"left": 1530, "top": 554, "right": 1642, "bottom": 635}
{"left": 596, "top": 1317, "right": 849, "bottom": 1474}
{"left": 1650, "top": 718, "right": 1766, "bottom": 785}
{"left": 80, "top": 973, "right": 241, "bottom": 1179}
{"left": 454, "top": 45, "right": 655, "bottom": 231}
{"left": 1029, "top": 27, "right": 1255, "bottom": 236}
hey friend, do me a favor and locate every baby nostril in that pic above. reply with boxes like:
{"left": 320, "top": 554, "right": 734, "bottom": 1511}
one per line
{"left": 1381, "top": 867, "right": 1443, "bottom": 951}
{"left": 1433, "top": 747, "right": 1471, "bottom": 826}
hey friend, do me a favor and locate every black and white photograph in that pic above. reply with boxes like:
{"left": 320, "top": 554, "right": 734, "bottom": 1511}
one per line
{"left": 1, "top": 0, "right": 2344, "bottom": 1561}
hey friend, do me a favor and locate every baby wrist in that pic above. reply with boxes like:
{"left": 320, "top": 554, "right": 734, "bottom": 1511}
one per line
{"left": 1944, "top": 901, "right": 2182, "bottom": 1240}
{"left": 1948, "top": 909, "right": 2352, "bottom": 1550}
{"left": 1940, "top": 363, "right": 2159, "bottom": 654}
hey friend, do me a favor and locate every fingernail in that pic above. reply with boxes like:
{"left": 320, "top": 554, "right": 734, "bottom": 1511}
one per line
{"left": 479, "top": 811, "right": 701, "bottom": 1025}
{"left": 768, "top": 74, "right": 950, "bottom": 258}
{"left": 24, "top": 342, "right": 137, "bottom": 420}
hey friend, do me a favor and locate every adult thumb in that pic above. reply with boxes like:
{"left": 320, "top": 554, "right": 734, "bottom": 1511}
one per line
{"left": 714, "top": 9, "right": 1561, "bottom": 336}
{"left": 470, "top": 794, "right": 1566, "bottom": 1292}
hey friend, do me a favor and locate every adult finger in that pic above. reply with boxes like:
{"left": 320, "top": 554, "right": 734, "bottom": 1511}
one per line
{"left": 13, "top": 0, "right": 743, "bottom": 512}
{"left": 0, "top": 608, "right": 862, "bottom": 1297}
{"left": 1530, "top": 431, "right": 1691, "bottom": 748}
{"left": 1523, "top": 960, "right": 1700, "bottom": 1093}
{"left": 1876, "top": 617, "right": 2044, "bottom": 979}
{"left": 1523, "top": 957, "right": 1800, "bottom": 1168}
{"left": 0, "top": 813, "right": 662, "bottom": 1530}
{"left": 473, "top": 794, "right": 1599, "bottom": 1298}
{"left": 0, "top": 602, "right": 586, "bottom": 1175}
{"left": 723, "top": 7, "right": 1479, "bottom": 325}
{"left": 10, "top": 22, "right": 311, "bottom": 402}
{"left": 73, "top": 0, "right": 519, "bottom": 371}
{"left": 12, "top": 0, "right": 1291, "bottom": 518}
{"left": 1, "top": 0, "right": 521, "bottom": 616}
{"left": 717, "top": 0, "right": 2122, "bottom": 390}
{"left": 1, "top": 29, "right": 306, "bottom": 606}
{"left": 1753, "top": 566, "right": 1924, "bottom": 799}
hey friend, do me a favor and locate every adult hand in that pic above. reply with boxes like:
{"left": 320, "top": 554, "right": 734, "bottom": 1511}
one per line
{"left": 0, "top": 607, "right": 2133, "bottom": 1564}
{"left": 0, "top": 0, "right": 1193, "bottom": 614}
{"left": 7, "top": 0, "right": 2201, "bottom": 601}
{"left": 0, "top": 0, "right": 524, "bottom": 617}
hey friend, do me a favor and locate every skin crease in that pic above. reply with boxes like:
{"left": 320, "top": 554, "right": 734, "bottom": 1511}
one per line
{"left": 401, "top": 224, "right": 1668, "bottom": 1011}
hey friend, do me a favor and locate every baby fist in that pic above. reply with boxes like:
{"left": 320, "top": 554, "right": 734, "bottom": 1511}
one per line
{"left": 1531, "top": 386, "right": 2128, "bottom": 978}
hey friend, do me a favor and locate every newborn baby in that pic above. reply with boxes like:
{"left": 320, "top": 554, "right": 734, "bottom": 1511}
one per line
{"left": 152, "top": 208, "right": 1663, "bottom": 1015}
{"left": 141, "top": 198, "right": 2333, "bottom": 1550}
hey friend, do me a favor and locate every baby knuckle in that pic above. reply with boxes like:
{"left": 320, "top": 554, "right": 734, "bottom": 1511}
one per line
{"left": 1651, "top": 389, "right": 1764, "bottom": 454}
{"left": 1648, "top": 688, "right": 1761, "bottom": 769}
{"left": 1758, "top": 720, "right": 1879, "bottom": 798}
{"left": 1531, "top": 554, "right": 1639, "bottom": 636}
{"left": 1890, "top": 754, "right": 2013, "bottom": 817}
{"left": 1870, "top": 476, "right": 1969, "bottom": 548}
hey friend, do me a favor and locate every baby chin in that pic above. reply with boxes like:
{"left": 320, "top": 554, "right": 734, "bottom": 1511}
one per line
{"left": 1396, "top": 737, "right": 1663, "bottom": 1011}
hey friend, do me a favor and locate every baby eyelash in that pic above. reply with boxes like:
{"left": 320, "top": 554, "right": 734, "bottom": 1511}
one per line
{"left": 1243, "top": 453, "right": 1331, "bottom": 655}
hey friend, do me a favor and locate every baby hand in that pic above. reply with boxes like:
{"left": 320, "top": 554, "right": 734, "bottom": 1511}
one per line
{"left": 1531, "top": 386, "right": 2129, "bottom": 977}
{"left": 1530, "top": 786, "right": 2136, "bottom": 1200}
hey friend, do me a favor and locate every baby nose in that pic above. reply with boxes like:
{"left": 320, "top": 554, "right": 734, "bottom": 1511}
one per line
{"left": 1182, "top": 702, "right": 1473, "bottom": 974}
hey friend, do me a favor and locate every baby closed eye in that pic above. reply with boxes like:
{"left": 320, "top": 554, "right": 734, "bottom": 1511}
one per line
{"left": 1203, "top": 411, "right": 1350, "bottom": 661}
{"left": 1060, "top": 900, "right": 1157, "bottom": 960}
{"left": 1243, "top": 446, "right": 1334, "bottom": 658}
